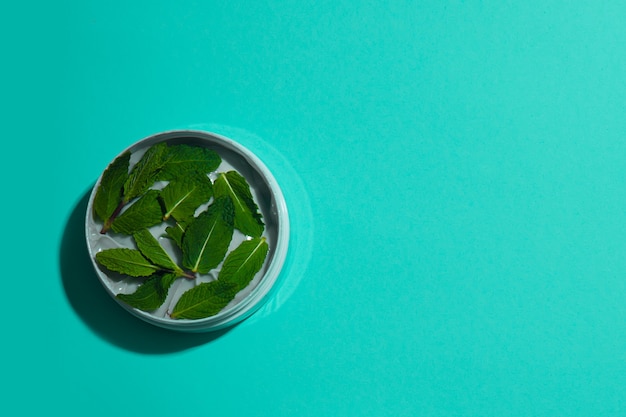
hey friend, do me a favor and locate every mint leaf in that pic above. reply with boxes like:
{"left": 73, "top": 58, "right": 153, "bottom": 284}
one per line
{"left": 117, "top": 273, "right": 178, "bottom": 312}
{"left": 111, "top": 189, "right": 163, "bottom": 235}
{"left": 181, "top": 196, "right": 234, "bottom": 274}
{"left": 164, "top": 221, "right": 187, "bottom": 249}
{"left": 170, "top": 280, "right": 237, "bottom": 319}
{"left": 219, "top": 237, "right": 269, "bottom": 288}
{"left": 93, "top": 151, "right": 130, "bottom": 228}
{"left": 159, "top": 172, "right": 213, "bottom": 222}
{"left": 123, "top": 142, "right": 168, "bottom": 203}
{"left": 95, "top": 248, "right": 160, "bottom": 277}
{"left": 213, "top": 171, "right": 264, "bottom": 237}
{"left": 133, "top": 229, "right": 190, "bottom": 278}
{"left": 158, "top": 144, "right": 221, "bottom": 180}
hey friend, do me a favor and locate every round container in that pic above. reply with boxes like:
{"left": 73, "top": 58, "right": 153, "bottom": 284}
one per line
{"left": 85, "top": 130, "right": 290, "bottom": 332}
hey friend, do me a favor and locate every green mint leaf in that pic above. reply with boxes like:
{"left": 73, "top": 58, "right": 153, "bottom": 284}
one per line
{"left": 170, "top": 280, "right": 237, "bottom": 319}
{"left": 213, "top": 171, "right": 264, "bottom": 237}
{"left": 157, "top": 144, "right": 222, "bottom": 181}
{"left": 111, "top": 190, "right": 163, "bottom": 235}
{"left": 181, "top": 196, "right": 234, "bottom": 274}
{"left": 93, "top": 151, "right": 130, "bottom": 226}
{"left": 164, "top": 221, "right": 187, "bottom": 249}
{"left": 159, "top": 172, "right": 213, "bottom": 222}
{"left": 218, "top": 237, "right": 269, "bottom": 289}
{"left": 133, "top": 229, "right": 187, "bottom": 277}
{"left": 117, "top": 273, "right": 178, "bottom": 312}
{"left": 123, "top": 142, "right": 168, "bottom": 202}
{"left": 95, "top": 248, "right": 160, "bottom": 277}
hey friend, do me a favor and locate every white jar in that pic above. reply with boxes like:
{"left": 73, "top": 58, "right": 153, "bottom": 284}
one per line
{"left": 85, "top": 130, "right": 290, "bottom": 332}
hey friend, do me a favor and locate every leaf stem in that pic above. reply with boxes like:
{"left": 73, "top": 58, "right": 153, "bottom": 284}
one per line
{"left": 181, "top": 270, "right": 196, "bottom": 280}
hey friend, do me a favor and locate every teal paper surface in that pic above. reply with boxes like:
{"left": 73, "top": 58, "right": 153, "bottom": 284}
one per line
{"left": 2, "top": 1, "right": 626, "bottom": 415}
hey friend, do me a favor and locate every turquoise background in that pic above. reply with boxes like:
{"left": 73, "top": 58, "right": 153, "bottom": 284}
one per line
{"left": 2, "top": 1, "right": 626, "bottom": 415}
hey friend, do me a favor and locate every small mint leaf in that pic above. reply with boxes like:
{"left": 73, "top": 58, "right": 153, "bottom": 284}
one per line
{"left": 123, "top": 142, "right": 168, "bottom": 202}
{"left": 117, "top": 273, "right": 178, "bottom": 312}
{"left": 181, "top": 196, "right": 234, "bottom": 274}
{"left": 170, "top": 280, "right": 237, "bottom": 319}
{"left": 93, "top": 151, "right": 130, "bottom": 226}
{"left": 133, "top": 229, "right": 185, "bottom": 277}
{"left": 164, "top": 220, "right": 188, "bottom": 249}
{"left": 95, "top": 248, "right": 160, "bottom": 277}
{"left": 157, "top": 144, "right": 222, "bottom": 181}
{"left": 159, "top": 172, "right": 213, "bottom": 222}
{"left": 111, "top": 190, "right": 163, "bottom": 235}
{"left": 213, "top": 171, "right": 264, "bottom": 237}
{"left": 218, "top": 237, "right": 268, "bottom": 289}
